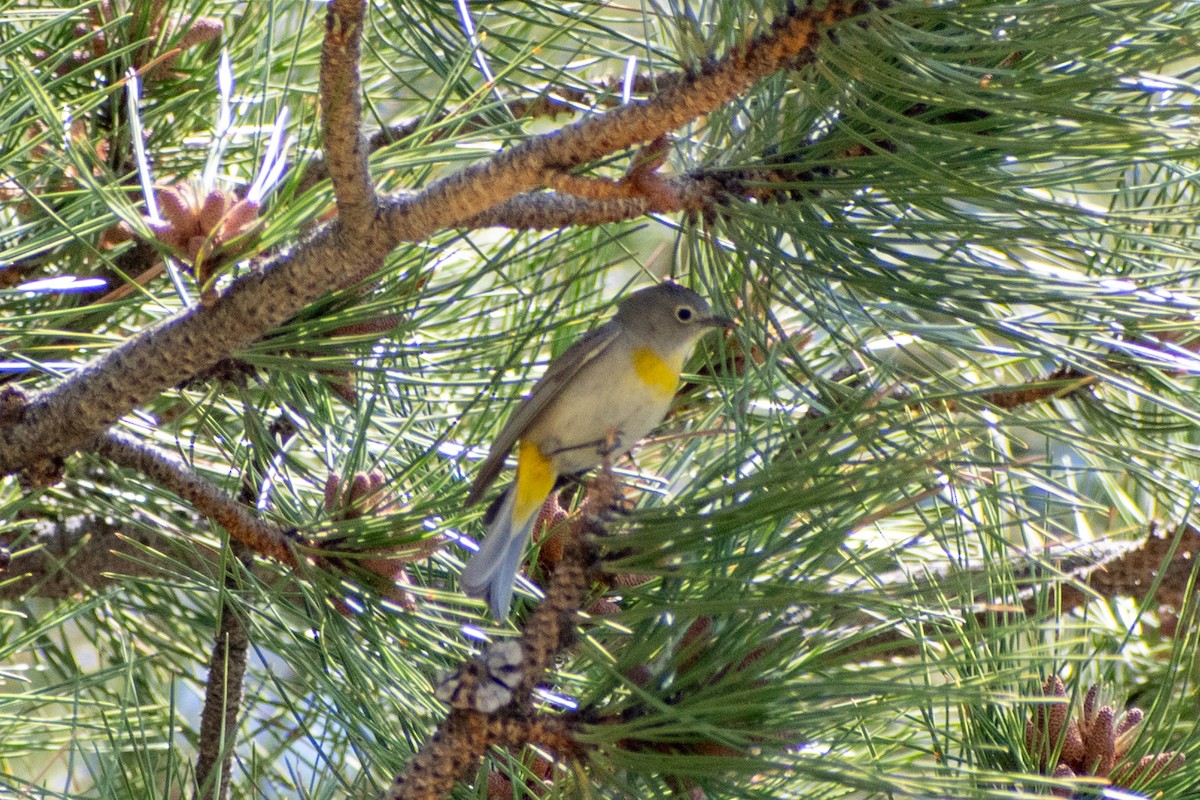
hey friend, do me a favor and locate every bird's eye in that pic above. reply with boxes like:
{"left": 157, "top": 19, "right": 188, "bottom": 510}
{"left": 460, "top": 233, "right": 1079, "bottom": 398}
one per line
{"left": 676, "top": 306, "right": 694, "bottom": 322}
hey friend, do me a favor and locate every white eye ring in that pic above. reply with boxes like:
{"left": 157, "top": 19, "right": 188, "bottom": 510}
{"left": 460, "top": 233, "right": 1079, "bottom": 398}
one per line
{"left": 676, "top": 306, "right": 694, "bottom": 322}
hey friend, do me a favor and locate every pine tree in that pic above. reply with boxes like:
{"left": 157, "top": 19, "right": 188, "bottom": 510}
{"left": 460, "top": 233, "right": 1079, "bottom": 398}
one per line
{"left": 1, "top": 1, "right": 1198, "bottom": 798}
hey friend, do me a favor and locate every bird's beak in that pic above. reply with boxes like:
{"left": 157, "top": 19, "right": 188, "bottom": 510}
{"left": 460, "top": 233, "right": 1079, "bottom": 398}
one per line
{"left": 707, "top": 315, "right": 737, "bottom": 330}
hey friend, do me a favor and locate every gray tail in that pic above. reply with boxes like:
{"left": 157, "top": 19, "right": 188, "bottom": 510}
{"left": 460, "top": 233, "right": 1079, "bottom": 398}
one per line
{"left": 461, "top": 488, "right": 537, "bottom": 619}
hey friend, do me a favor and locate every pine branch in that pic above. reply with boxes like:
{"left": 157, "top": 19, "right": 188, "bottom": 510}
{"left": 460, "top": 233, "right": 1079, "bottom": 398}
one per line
{"left": 833, "top": 522, "right": 1200, "bottom": 661}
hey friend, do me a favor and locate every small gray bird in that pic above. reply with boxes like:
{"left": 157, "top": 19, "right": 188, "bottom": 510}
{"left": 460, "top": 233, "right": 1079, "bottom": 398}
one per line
{"left": 462, "top": 282, "right": 731, "bottom": 618}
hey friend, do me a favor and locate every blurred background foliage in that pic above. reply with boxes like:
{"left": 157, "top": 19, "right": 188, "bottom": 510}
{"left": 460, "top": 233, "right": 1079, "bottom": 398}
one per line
{"left": 2, "top": 0, "right": 1200, "bottom": 797}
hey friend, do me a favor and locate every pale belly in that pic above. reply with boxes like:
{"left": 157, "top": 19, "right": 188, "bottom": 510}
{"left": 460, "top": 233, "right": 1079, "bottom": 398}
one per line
{"left": 522, "top": 352, "right": 677, "bottom": 476}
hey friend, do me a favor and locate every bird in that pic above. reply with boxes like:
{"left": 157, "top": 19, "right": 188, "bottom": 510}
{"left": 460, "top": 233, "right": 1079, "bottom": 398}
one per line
{"left": 461, "top": 281, "right": 732, "bottom": 618}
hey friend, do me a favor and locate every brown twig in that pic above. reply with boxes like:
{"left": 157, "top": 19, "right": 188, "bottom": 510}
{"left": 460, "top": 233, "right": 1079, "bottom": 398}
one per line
{"left": 379, "top": 472, "right": 614, "bottom": 800}
{"left": 194, "top": 417, "right": 295, "bottom": 800}
{"left": 0, "top": 512, "right": 213, "bottom": 600}
{"left": 513, "top": 475, "right": 613, "bottom": 701}
{"left": 193, "top": 555, "right": 250, "bottom": 800}
{"left": 295, "top": 91, "right": 587, "bottom": 196}
{"left": 1079, "top": 521, "right": 1200, "bottom": 610}
{"left": 93, "top": 430, "right": 303, "bottom": 567}
{"left": 491, "top": 714, "right": 581, "bottom": 755}
{"left": 460, "top": 172, "right": 724, "bottom": 230}
{"left": 976, "top": 365, "right": 1096, "bottom": 409}
{"left": 320, "top": 0, "right": 377, "bottom": 232}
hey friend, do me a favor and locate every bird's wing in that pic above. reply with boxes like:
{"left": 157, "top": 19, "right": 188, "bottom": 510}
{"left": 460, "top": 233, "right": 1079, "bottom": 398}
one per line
{"left": 465, "top": 322, "right": 621, "bottom": 506}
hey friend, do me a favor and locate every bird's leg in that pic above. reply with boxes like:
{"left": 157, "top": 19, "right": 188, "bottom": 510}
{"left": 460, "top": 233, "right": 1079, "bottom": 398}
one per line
{"left": 601, "top": 427, "right": 623, "bottom": 458}
{"left": 546, "top": 431, "right": 631, "bottom": 523}
{"left": 600, "top": 427, "right": 635, "bottom": 517}
{"left": 547, "top": 428, "right": 625, "bottom": 460}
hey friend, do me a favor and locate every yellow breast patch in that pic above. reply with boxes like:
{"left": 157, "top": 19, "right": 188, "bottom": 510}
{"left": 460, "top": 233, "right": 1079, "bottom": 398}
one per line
{"left": 632, "top": 346, "right": 680, "bottom": 399}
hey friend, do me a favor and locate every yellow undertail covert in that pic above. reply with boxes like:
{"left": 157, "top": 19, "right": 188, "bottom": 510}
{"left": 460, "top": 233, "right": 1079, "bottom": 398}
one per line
{"left": 514, "top": 439, "right": 556, "bottom": 523}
